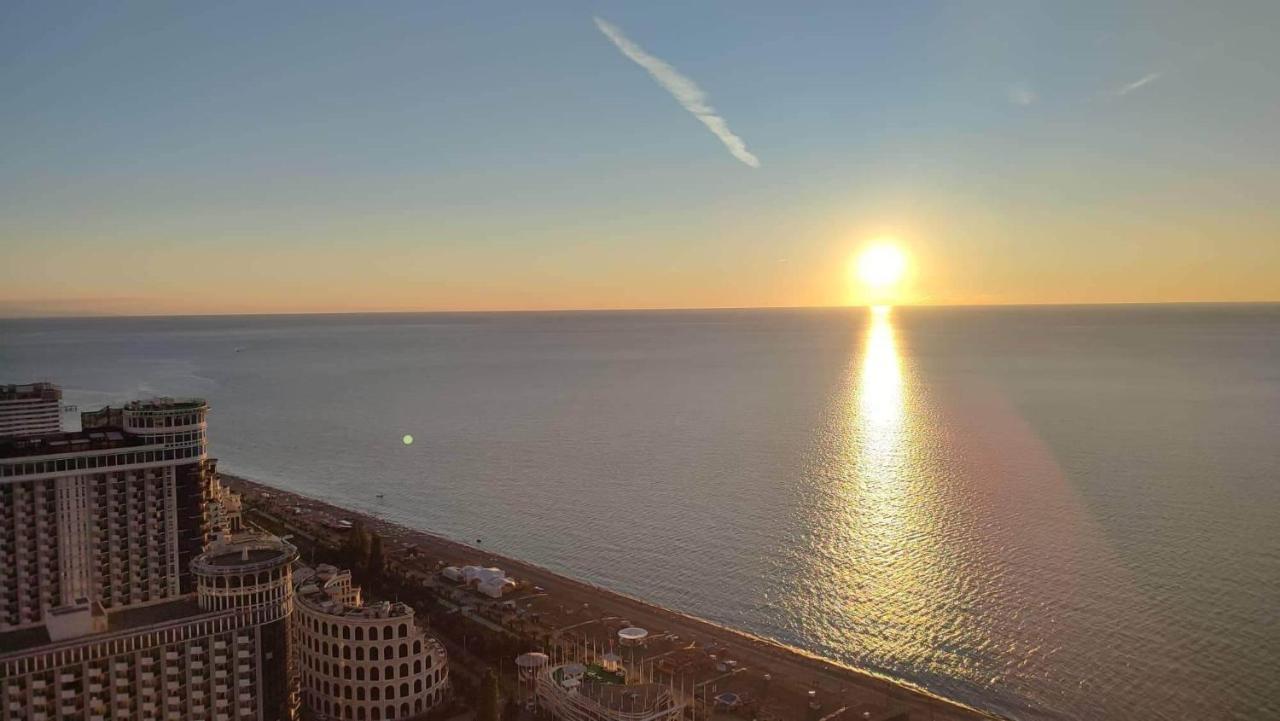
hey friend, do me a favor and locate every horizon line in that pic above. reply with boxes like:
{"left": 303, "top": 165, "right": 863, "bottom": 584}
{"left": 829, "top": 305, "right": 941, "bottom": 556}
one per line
{"left": 2, "top": 298, "right": 1278, "bottom": 322}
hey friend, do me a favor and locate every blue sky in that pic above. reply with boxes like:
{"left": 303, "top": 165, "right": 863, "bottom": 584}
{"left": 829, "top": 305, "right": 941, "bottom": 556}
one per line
{"left": 2, "top": 1, "right": 1277, "bottom": 314}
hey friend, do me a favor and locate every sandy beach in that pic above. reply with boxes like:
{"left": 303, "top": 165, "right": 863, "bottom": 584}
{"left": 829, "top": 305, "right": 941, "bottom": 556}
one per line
{"left": 221, "top": 473, "right": 998, "bottom": 721}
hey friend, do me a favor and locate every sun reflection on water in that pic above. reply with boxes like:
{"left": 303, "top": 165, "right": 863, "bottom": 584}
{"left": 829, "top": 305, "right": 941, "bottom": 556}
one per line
{"left": 807, "top": 304, "right": 953, "bottom": 671}
{"left": 860, "top": 305, "right": 904, "bottom": 439}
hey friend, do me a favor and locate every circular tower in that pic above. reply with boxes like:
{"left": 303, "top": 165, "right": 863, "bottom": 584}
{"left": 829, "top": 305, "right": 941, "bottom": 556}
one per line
{"left": 193, "top": 535, "right": 300, "bottom": 721}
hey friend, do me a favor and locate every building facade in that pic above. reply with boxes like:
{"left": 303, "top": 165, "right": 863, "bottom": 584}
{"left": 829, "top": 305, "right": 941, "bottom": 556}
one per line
{"left": 0, "top": 383, "right": 62, "bottom": 439}
{"left": 292, "top": 565, "right": 448, "bottom": 721}
{"left": 0, "top": 534, "right": 299, "bottom": 721}
{"left": 0, "top": 398, "right": 216, "bottom": 631}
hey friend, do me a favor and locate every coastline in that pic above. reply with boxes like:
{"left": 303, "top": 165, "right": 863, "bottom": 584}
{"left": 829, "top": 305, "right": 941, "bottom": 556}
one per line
{"left": 220, "top": 472, "right": 1003, "bottom": 721}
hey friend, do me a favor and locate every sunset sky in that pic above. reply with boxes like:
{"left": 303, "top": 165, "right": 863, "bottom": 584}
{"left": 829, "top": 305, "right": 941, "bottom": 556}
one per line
{"left": 2, "top": 1, "right": 1278, "bottom": 316}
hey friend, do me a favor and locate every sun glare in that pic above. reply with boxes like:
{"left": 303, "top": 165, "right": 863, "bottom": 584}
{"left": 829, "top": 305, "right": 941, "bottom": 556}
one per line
{"left": 857, "top": 244, "right": 907, "bottom": 290}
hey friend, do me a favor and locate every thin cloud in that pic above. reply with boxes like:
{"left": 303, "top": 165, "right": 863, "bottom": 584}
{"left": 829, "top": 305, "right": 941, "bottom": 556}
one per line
{"left": 594, "top": 16, "right": 760, "bottom": 168}
{"left": 1007, "top": 83, "right": 1037, "bottom": 106}
{"left": 1116, "top": 72, "right": 1162, "bottom": 96}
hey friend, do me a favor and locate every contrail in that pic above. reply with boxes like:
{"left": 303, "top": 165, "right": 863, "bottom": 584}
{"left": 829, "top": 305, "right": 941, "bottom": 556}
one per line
{"left": 594, "top": 16, "right": 760, "bottom": 168}
{"left": 1116, "top": 72, "right": 1162, "bottom": 96}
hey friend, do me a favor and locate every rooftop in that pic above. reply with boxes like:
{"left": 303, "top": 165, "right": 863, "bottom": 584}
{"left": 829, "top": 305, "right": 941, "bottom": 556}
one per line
{"left": 0, "top": 598, "right": 206, "bottom": 658}
{"left": 295, "top": 565, "right": 415, "bottom": 620}
{"left": 0, "top": 382, "right": 61, "bottom": 402}
{"left": 123, "top": 398, "right": 207, "bottom": 412}
{"left": 0, "top": 428, "right": 147, "bottom": 460}
{"left": 192, "top": 534, "right": 297, "bottom": 574}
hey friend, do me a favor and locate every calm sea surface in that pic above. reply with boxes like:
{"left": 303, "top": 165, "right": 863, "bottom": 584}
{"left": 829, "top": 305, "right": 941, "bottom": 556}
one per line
{"left": 3, "top": 306, "right": 1278, "bottom": 720}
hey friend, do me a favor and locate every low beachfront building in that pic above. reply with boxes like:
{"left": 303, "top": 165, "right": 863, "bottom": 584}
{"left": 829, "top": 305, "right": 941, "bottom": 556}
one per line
{"left": 441, "top": 566, "right": 517, "bottom": 598}
{"left": 292, "top": 565, "right": 448, "bottom": 721}
{"left": 536, "top": 664, "right": 682, "bottom": 721}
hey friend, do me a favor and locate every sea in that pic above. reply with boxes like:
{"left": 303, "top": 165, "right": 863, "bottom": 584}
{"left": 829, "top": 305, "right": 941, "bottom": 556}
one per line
{"left": 2, "top": 305, "right": 1278, "bottom": 721}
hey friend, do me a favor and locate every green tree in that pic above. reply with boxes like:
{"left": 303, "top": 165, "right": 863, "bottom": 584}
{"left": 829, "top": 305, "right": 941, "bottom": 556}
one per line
{"left": 368, "top": 532, "right": 385, "bottom": 575}
{"left": 341, "top": 523, "right": 371, "bottom": 569}
{"left": 477, "top": 669, "right": 501, "bottom": 721}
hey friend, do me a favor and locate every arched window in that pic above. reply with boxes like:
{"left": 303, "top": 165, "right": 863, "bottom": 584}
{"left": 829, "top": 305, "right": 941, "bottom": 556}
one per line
{"left": 400, "top": 703, "right": 409, "bottom": 718}
{"left": 370, "top": 646, "right": 379, "bottom": 661}
{"left": 399, "top": 683, "right": 408, "bottom": 698}
{"left": 345, "top": 706, "right": 353, "bottom": 719}
{"left": 343, "top": 646, "right": 351, "bottom": 660}
{"left": 413, "top": 640, "right": 421, "bottom": 654}
{"left": 358, "top": 707, "right": 366, "bottom": 721}
{"left": 372, "top": 707, "right": 381, "bottom": 721}
{"left": 399, "top": 663, "right": 408, "bottom": 677}
{"left": 414, "top": 680, "right": 421, "bottom": 694}
{"left": 371, "top": 687, "right": 380, "bottom": 702}
{"left": 355, "top": 627, "right": 364, "bottom": 641}
{"left": 343, "top": 626, "right": 351, "bottom": 640}
{"left": 398, "top": 643, "right": 407, "bottom": 657}
{"left": 357, "top": 687, "right": 365, "bottom": 701}
{"left": 371, "top": 667, "right": 379, "bottom": 682}
{"left": 385, "top": 684, "right": 394, "bottom": 700}
{"left": 399, "top": 624, "right": 407, "bottom": 638}
{"left": 413, "top": 660, "right": 421, "bottom": 674}
{"left": 386, "top": 705, "right": 395, "bottom": 720}
{"left": 344, "top": 667, "right": 352, "bottom": 680}
{"left": 355, "top": 647, "right": 364, "bottom": 661}
{"left": 356, "top": 668, "right": 364, "bottom": 682}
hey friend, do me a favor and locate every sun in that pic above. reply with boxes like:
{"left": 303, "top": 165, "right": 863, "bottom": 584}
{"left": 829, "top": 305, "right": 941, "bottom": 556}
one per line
{"left": 855, "top": 243, "right": 907, "bottom": 290}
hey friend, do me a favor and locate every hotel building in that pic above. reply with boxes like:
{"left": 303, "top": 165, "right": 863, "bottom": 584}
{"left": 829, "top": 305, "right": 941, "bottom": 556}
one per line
{"left": 0, "top": 383, "right": 63, "bottom": 439}
{"left": 0, "top": 398, "right": 215, "bottom": 631}
{"left": 1, "top": 384, "right": 449, "bottom": 721}
{"left": 292, "top": 565, "right": 449, "bottom": 721}
{"left": 0, "top": 533, "right": 299, "bottom": 721}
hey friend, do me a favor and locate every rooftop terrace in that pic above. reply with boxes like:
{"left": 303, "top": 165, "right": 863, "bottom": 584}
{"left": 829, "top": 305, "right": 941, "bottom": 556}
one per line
{"left": 0, "top": 598, "right": 205, "bottom": 658}
{"left": 0, "top": 428, "right": 147, "bottom": 460}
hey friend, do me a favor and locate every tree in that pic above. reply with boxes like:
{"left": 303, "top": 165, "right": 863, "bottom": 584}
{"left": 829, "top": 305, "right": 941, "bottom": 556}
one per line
{"left": 341, "top": 523, "right": 372, "bottom": 570}
{"left": 368, "top": 532, "right": 385, "bottom": 575}
{"left": 477, "top": 669, "right": 501, "bottom": 721}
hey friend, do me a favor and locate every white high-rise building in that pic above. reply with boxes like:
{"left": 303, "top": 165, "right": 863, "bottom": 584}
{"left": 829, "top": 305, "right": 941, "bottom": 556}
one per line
{"left": 0, "top": 534, "right": 300, "bottom": 721}
{"left": 0, "top": 383, "right": 63, "bottom": 439}
{"left": 0, "top": 398, "right": 215, "bottom": 630}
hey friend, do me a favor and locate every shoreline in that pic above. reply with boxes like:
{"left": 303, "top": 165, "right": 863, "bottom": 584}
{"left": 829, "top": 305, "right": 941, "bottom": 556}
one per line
{"left": 221, "top": 472, "right": 1003, "bottom": 721}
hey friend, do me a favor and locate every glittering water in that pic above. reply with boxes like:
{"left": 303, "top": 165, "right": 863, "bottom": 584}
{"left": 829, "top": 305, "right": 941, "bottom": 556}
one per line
{"left": 3, "top": 306, "right": 1278, "bottom": 720}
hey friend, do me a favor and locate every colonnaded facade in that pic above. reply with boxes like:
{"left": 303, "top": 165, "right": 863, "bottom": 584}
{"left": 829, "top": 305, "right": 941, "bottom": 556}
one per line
{"left": 292, "top": 565, "right": 449, "bottom": 721}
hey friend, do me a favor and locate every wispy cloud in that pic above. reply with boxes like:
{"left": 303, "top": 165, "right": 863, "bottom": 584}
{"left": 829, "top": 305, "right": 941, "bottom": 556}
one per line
{"left": 1115, "top": 72, "right": 1162, "bottom": 96}
{"left": 1007, "top": 83, "right": 1037, "bottom": 106}
{"left": 594, "top": 16, "right": 760, "bottom": 168}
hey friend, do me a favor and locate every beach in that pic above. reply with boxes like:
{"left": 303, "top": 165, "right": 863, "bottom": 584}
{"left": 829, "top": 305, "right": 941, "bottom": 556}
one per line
{"left": 222, "top": 473, "right": 998, "bottom": 721}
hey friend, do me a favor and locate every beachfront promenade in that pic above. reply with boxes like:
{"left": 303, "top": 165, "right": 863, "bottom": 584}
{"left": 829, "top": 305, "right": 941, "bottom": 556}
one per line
{"left": 222, "top": 475, "right": 999, "bottom": 721}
